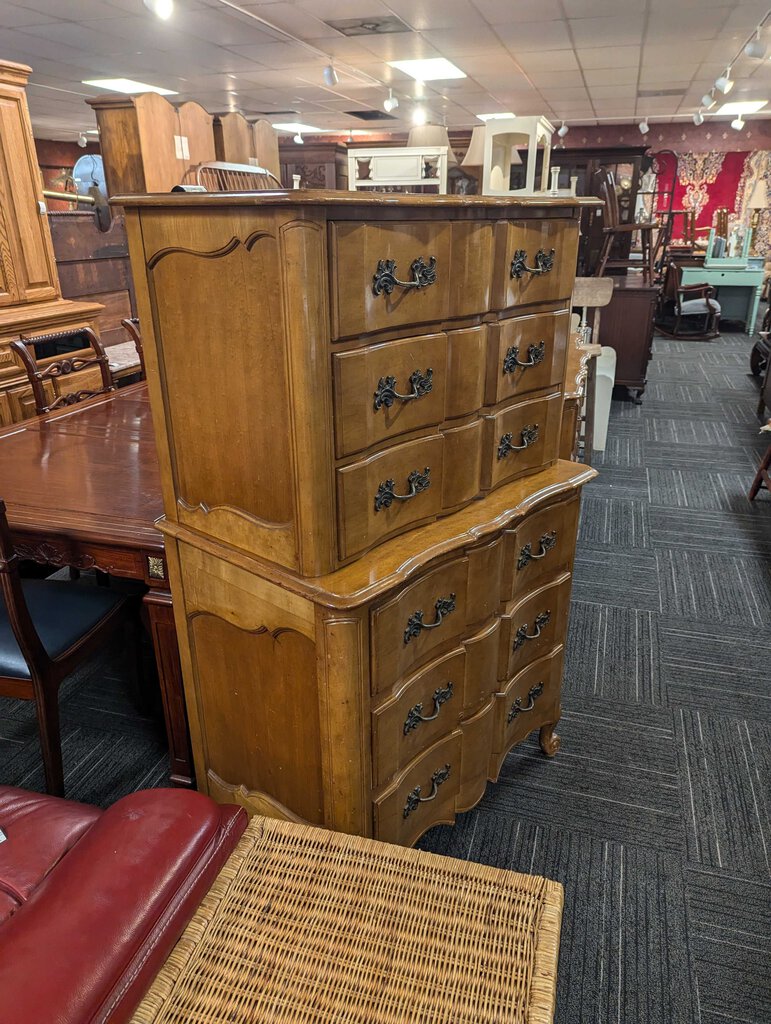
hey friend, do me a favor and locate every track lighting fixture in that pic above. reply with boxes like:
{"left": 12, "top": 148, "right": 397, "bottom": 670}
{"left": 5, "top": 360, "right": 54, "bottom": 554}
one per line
{"left": 557, "top": 122, "right": 569, "bottom": 138}
{"left": 701, "top": 93, "right": 716, "bottom": 110}
{"left": 293, "top": 132, "right": 303, "bottom": 144}
{"left": 142, "top": 0, "right": 173, "bottom": 19}
{"left": 744, "top": 28, "right": 767, "bottom": 59}
{"left": 731, "top": 116, "right": 745, "bottom": 131}
{"left": 77, "top": 132, "right": 87, "bottom": 147}
{"left": 383, "top": 89, "right": 399, "bottom": 113}
{"left": 638, "top": 119, "right": 649, "bottom": 135}
{"left": 322, "top": 65, "right": 339, "bottom": 87}
{"left": 714, "top": 69, "right": 734, "bottom": 94}
{"left": 692, "top": 111, "right": 704, "bottom": 126}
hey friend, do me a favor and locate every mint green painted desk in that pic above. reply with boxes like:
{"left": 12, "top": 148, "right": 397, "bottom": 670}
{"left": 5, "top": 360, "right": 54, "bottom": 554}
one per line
{"left": 680, "top": 264, "right": 764, "bottom": 335}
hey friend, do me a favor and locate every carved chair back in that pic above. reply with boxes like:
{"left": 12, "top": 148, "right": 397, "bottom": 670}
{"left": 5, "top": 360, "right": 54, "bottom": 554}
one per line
{"left": 121, "top": 316, "right": 146, "bottom": 380}
{"left": 11, "top": 327, "right": 114, "bottom": 415}
{"left": 595, "top": 168, "right": 621, "bottom": 229}
{"left": 195, "top": 161, "right": 282, "bottom": 191}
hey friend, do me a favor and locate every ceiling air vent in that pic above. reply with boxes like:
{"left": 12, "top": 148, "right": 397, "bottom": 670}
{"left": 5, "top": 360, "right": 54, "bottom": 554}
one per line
{"left": 344, "top": 109, "right": 399, "bottom": 121}
{"left": 325, "top": 16, "right": 411, "bottom": 36}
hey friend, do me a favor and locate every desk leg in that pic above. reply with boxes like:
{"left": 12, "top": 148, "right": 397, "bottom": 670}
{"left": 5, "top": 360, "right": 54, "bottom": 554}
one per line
{"left": 143, "top": 588, "right": 194, "bottom": 788}
{"left": 748, "top": 284, "right": 762, "bottom": 337}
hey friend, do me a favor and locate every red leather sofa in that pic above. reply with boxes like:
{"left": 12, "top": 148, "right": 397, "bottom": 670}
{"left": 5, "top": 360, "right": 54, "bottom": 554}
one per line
{"left": 0, "top": 785, "right": 247, "bottom": 1024}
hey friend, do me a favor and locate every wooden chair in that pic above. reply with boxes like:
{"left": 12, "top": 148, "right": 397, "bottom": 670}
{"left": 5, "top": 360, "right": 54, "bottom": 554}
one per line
{"left": 0, "top": 499, "right": 133, "bottom": 795}
{"left": 749, "top": 443, "right": 771, "bottom": 501}
{"left": 655, "top": 261, "right": 721, "bottom": 340}
{"left": 11, "top": 327, "right": 114, "bottom": 415}
{"left": 193, "top": 161, "right": 282, "bottom": 191}
{"left": 120, "top": 316, "right": 146, "bottom": 380}
{"left": 593, "top": 168, "right": 656, "bottom": 283}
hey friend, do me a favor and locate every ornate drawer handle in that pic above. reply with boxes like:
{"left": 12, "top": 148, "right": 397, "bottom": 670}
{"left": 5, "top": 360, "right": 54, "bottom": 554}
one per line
{"left": 374, "top": 368, "right": 433, "bottom": 411}
{"left": 503, "top": 341, "right": 546, "bottom": 373}
{"left": 513, "top": 610, "right": 551, "bottom": 651}
{"left": 517, "top": 531, "right": 557, "bottom": 570}
{"left": 510, "top": 248, "right": 555, "bottom": 280}
{"left": 498, "top": 424, "right": 539, "bottom": 460}
{"left": 403, "top": 682, "right": 454, "bottom": 735}
{"left": 507, "top": 681, "right": 545, "bottom": 723}
{"left": 403, "top": 763, "right": 451, "bottom": 818}
{"left": 373, "top": 256, "right": 437, "bottom": 296}
{"left": 404, "top": 593, "right": 456, "bottom": 645}
{"left": 374, "top": 467, "right": 431, "bottom": 512}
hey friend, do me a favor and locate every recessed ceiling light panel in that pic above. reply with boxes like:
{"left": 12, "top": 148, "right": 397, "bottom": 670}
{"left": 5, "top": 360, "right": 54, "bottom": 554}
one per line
{"left": 388, "top": 58, "right": 466, "bottom": 81}
{"left": 716, "top": 100, "right": 767, "bottom": 115}
{"left": 272, "top": 122, "right": 322, "bottom": 133}
{"left": 82, "top": 78, "right": 177, "bottom": 96}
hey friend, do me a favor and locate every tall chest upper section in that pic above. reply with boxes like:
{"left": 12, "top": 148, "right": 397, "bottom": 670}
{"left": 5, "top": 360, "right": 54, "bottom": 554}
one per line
{"left": 124, "top": 195, "right": 583, "bottom": 577}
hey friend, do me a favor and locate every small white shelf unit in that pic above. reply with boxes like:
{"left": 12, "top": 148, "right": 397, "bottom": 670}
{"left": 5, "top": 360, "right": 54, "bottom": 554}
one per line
{"left": 347, "top": 146, "right": 449, "bottom": 194}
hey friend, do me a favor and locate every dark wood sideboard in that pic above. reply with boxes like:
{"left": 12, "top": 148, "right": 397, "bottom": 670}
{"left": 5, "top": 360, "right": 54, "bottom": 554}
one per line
{"left": 596, "top": 276, "right": 657, "bottom": 403}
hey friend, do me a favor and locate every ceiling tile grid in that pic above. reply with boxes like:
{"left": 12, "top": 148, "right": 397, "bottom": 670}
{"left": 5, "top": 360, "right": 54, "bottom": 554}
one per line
{"left": 2, "top": 0, "right": 767, "bottom": 140}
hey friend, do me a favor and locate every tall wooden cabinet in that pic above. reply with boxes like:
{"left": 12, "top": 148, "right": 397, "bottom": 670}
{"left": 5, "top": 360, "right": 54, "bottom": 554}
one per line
{"left": 0, "top": 60, "right": 102, "bottom": 424}
{"left": 123, "top": 191, "right": 598, "bottom": 843}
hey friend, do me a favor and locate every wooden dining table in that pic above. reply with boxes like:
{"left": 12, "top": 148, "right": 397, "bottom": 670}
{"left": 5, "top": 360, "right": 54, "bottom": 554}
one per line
{"left": 0, "top": 382, "right": 192, "bottom": 787}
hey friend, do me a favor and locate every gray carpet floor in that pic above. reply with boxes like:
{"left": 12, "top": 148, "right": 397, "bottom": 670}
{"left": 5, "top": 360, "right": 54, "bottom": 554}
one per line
{"left": 1, "top": 332, "right": 769, "bottom": 1023}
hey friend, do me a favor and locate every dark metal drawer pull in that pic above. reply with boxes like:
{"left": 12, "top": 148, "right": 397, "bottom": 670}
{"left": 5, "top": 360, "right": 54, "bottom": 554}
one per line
{"left": 374, "top": 467, "right": 431, "bottom": 512}
{"left": 403, "top": 682, "right": 454, "bottom": 735}
{"left": 403, "top": 764, "right": 451, "bottom": 818}
{"left": 498, "top": 424, "right": 539, "bottom": 460}
{"left": 373, "top": 256, "right": 437, "bottom": 296}
{"left": 503, "top": 341, "right": 546, "bottom": 373}
{"left": 507, "top": 681, "right": 545, "bottom": 723}
{"left": 518, "top": 531, "right": 557, "bottom": 570}
{"left": 510, "top": 248, "right": 555, "bottom": 280}
{"left": 513, "top": 610, "right": 551, "bottom": 650}
{"left": 404, "top": 593, "right": 456, "bottom": 644}
{"left": 374, "top": 368, "right": 433, "bottom": 411}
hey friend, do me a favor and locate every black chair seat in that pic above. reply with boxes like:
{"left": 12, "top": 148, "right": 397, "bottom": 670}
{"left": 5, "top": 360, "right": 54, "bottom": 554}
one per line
{"left": 0, "top": 580, "right": 125, "bottom": 679}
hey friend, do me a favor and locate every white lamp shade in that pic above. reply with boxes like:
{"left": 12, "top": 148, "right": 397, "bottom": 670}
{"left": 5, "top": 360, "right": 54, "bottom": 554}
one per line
{"left": 407, "top": 124, "right": 458, "bottom": 167}
{"left": 460, "top": 126, "right": 485, "bottom": 170}
{"left": 749, "top": 178, "right": 767, "bottom": 209}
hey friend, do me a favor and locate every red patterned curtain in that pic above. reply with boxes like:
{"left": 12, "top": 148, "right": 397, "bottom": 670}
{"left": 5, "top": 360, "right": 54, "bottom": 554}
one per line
{"left": 654, "top": 151, "right": 748, "bottom": 238}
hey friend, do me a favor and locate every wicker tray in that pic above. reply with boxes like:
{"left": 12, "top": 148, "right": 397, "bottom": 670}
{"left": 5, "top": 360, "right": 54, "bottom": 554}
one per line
{"left": 131, "top": 817, "right": 563, "bottom": 1024}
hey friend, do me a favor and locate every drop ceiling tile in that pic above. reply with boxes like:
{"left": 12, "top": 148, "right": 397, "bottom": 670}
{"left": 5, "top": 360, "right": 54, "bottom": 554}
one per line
{"left": 516, "top": 49, "right": 580, "bottom": 72}
{"left": 577, "top": 46, "right": 641, "bottom": 69}
{"left": 293, "top": 0, "right": 393, "bottom": 22}
{"left": 527, "top": 69, "right": 586, "bottom": 88}
{"left": 225, "top": 41, "right": 317, "bottom": 67}
{"left": 562, "top": 0, "right": 636, "bottom": 14}
{"left": 356, "top": 33, "right": 440, "bottom": 59}
{"left": 538, "top": 87, "right": 591, "bottom": 101}
{"left": 454, "top": 54, "right": 525, "bottom": 76}
{"left": 0, "top": 3, "right": 64, "bottom": 28}
{"left": 589, "top": 84, "right": 639, "bottom": 98}
{"left": 421, "top": 25, "right": 505, "bottom": 56}
{"left": 377, "top": 0, "right": 489, "bottom": 32}
{"left": 494, "top": 21, "right": 573, "bottom": 52}
{"left": 236, "top": 2, "right": 338, "bottom": 42}
{"left": 0, "top": 27, "right": 94, "bottom": 64}
{"left": 166, "top": 11, "right": 281, "bottom": 47}
{"left": 584, "top": 67, "right": 638, "bottom": 87}
{"left": 569, "top": 15, "right": 646, "bottom": 48}
{"left": 473, "top": 0, "right": 563, "bottom": 23}
{"left": 642, "top": 42, "right": 712, "bottom": 65}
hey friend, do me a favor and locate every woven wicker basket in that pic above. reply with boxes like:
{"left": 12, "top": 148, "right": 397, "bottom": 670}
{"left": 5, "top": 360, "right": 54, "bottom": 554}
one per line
{"left": 131, "top": 816, "right": 563, "bottom": 1024}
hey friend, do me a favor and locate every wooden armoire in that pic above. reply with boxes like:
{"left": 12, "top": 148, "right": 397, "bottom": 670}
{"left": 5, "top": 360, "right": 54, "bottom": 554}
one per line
{"left": 0, "top": 60, "right": 103, "bottom": 424}
{"left": 123, "top": 190, "right": 598, "bottom": 845}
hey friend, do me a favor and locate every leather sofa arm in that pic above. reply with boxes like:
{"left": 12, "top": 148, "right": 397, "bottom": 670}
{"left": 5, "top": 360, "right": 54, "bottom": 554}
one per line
{"left": 0, "top": 789, "right": 246, "bottom": 1024}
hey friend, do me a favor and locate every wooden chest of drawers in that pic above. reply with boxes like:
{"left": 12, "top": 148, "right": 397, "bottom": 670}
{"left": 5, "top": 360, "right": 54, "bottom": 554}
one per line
{"left": 123, "top": 191, "right": 599, "bottom": 842}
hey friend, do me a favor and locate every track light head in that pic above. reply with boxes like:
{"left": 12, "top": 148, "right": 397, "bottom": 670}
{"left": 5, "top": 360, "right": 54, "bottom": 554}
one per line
{"left": 745, "top": 29, "right": 766, "bottom": 59}
{"left": 293, "top": 132, "right": 303, "bottom": 144}
{"left": 383, "top": 89, "right": 399, "bottom": 113}
{"left": 323, "top": 65, "right": 339, "bottom": 86}
{"left": 701, "top": 93, "right": 716, "bottom": 110}
{"left": 714, "top": 70, "right": 734, "bottom": 94}
{"left": 731, "top": 116, "right": 745, "bottom": 131}
{"left": 77, "top": 132, "right": 88, "bottom": 147}
{"left": 638, "top": 119, "right": 649, "bottom": 135}
{"left": 692, "top": 111, "right": 704, "bottom": 126}
{"left": 557, "top": 122, "right": 569, "bottom": 138}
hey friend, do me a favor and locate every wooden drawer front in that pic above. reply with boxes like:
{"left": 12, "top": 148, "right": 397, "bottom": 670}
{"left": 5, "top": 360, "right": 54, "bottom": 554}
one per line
{"left": 504, "top": 494, "right": 580, "bottom": 600}
{"left": 458, "top": 698, "right": 496, "bottom": 812}
{"left": 499, "top": 574, "right": 571, "bottom": 681}
{"left": 337, "top": 435, "right": 444, "bottom": 560}
{"left": 493, "top": 219, "right": 578, "bottom": 310}
{"left": 371, "top": 557, "right": 470, "bottom": 694}
{"left": 372, "top": 618, "right": 501, "bottom": 787}
{"left": 330, "top": 220, "right": 452, "bottom": 339}
{"left": 374, "top": 732, "right": 462, "bottom": 846}
{"left": 484, "top": 391, "right": 562, "bottom": 490}
{"left": 332, "top": 326, "right": 487, "bottom": 458}
{"left": 486, "top": 310, "right": 569, "bottom": 405}
{"left": 491, "top": 648, "right": 563, "bottom": 774}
